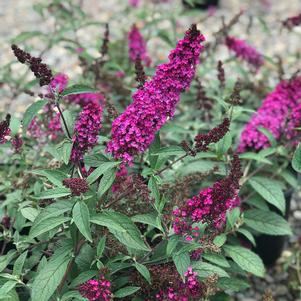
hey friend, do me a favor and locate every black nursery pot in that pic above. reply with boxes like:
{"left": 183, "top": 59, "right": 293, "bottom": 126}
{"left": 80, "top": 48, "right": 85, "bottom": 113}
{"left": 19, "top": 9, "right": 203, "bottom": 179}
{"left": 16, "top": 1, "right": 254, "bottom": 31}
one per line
{"left": 253, "top": 189, "right": 293, "bottom": 267}
{"left": 182, "top": 0, "right": 219, "bottom": 10}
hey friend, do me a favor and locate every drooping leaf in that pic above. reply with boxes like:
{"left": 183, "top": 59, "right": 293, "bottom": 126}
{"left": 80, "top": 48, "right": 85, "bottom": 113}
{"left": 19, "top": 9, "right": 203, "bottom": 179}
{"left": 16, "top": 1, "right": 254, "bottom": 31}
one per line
{"left": 91, "top": 211, "right": 150, "bottom": 251}
{"left": 244, "top": 209, "right": 292, "bottom": 235}
{"left": 35, "top": 187, "right": 71, "bottom": 199}
{"left": 114, "top": 286, "right": 140, "bottom": 298}
{"left": 134, "top": 262, "right": 151, "bottom": 284}
{"left": 172, "top": 252, "right": 190, "bottom": 278}
{"left": 87, "top": 162, "right": 120, "bottom": 184}
{"left": 23, "top": 100, "right": 48, "bottom": 133}
{"left": 61, "top": 84, "right": 98, "bottom": 97}
{"left": 292, "top": 142, "right": 301, "bottom": 173}
{"left": 73, "top": 202, "right": 92, "bottom": 242}
{"left": 31, "top": 246, "right": 72, "bottom": 301}
{"left": 223, "top": 245, "right": 265, "bottom": 277}
{"left": 192, "top": 262, "right": 229, "bottom": 278}
{"left": 249, "top": 177, "right": 286, "bottom": 214}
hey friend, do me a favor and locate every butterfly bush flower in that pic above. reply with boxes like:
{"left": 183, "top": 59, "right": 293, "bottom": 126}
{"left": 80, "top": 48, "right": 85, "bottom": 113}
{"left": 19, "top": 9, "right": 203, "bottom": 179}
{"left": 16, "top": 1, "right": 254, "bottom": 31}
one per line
{"left": 155, "top": 267, "right": 203, "bottom": 300}
{"left": 78, "top": 277, "right": 111, "bottom": 301}
{"left": 128, "top": 0, "right": 139, "bottom": 7}
{"left": 225, "top": 36, "right": 264, "bottom": 70}
{"left": 71, "top": 102, "right": 103, "bottom": 162}
{"left": 108, "top": 25, "right": 205, "bottom": 164}
{"left": 0, "top": 114, "right": 11, "bottom": 144}
{"left": 12, "top": 135, "right": 23, "bottom": 153}
{"left": 238, "top": 76, "right": 301, "bottom": 152}
{"left": 63, "top": 178, "right": 89, "bottom": 196}
{"left": 48, "top": 73, "right": 68, "bottom": 94}
{"left": 282, "top": 13, "right": 301, "bottom": 29}
{"left": 173, "top": 154, "right": 242, "bottom": 240}
{"left": 128, "top": 24, "right": 151, "bottom": 67}
{"left": 67, "top": 93, "right": 104, "bottom": 107}
{"left": 48, "top": 113, "right": 63, "bottom": 140}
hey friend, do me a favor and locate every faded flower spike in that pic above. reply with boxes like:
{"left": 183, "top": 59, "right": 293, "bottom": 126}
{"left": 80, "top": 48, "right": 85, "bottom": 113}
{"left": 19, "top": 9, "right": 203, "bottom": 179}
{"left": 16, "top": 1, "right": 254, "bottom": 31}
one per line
{"left": 107, "top": 24, "right": 205, "bottom": 164}
{"left": 225, "top": 36, "right": 264, "bottom": 70}
{"left": 282, "top": 13, "right": 301, "bottom": 30}
{"left": 128, "top": 24, "right": 151, "bottom": 67}
{"left": 0, "top": 114, "right": 11, "bottom": 144}
{"left": 194, "top": 118, "right": 230, "bottom": 152}
{"left": 11, "top": 44, "right": 53, "bottom": 86}
{"left": 63, "top": 178, "right": 89, "bottom": 196}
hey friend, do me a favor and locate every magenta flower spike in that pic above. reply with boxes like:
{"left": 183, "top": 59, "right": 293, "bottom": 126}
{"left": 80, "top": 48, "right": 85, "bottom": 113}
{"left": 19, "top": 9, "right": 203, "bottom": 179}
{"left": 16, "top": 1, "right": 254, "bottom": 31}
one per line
{"left": 108, "top": 25, "right": 205, "bottom": 164}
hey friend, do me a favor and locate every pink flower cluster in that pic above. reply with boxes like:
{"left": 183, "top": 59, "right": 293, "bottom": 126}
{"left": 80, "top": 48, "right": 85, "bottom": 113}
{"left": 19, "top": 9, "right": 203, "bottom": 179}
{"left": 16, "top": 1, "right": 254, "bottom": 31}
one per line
{"left": 173, "top": 155, "right": 241, "bottom": 239}
{"left": 48, "top": 73, "right": 69, "bottom": 94}
{"left": 71, "top": 102, "right": 103, "bottom": 162}
{"left": 128, "top": 24, "right": 151, "bottom": 67}
{"left": 173, "top": 187, "right": 240, "bottom": 239}
{"left": 238, "top": 76, "right": 301, "bottom": 152}
{"left": 128, "top": 0, "right": 139, "bottom": 7}
{"left": 48, "top": 113, "right": 62, "bottom": 140}
{"left": 225, "top": 36, "right": 264, "bottom": 70}
{"left": 156, "top": 267, "right": 202, "bottom": 301}
{"left": 67, "top": 93, "right": 104, "bottom": 107}
{"left": 78, "top": 277, "right": 111, "bottom": 301}
{"left": 107, "top": 25, "right": 205, "bottom": 163}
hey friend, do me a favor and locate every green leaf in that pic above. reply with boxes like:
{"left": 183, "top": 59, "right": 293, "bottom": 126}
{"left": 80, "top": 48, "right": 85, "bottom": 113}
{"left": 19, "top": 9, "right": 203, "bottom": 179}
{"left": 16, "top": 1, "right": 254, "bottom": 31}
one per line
{"left": 84, "top": 153, "right": 110, "bottom": 167}
{"left": 258, "top": 127, "right": 277, "bottom": 147}
{"left": 31, "top": 169, "right": 67, "bottom": 187}
{"left": 30, "top": 216, "right": 71, "bottom": 238}
{"left": 56, "top": 140, "right": 73, "bottom": 165}
{"left": 213, "top": 234, "right": 227, "bottom": 247}
{"left": 226, "top": 207, "right": 240, "bottom": 229}
{"left": 216, "top": 132, "right": 232, "bottom": 156}
{"left": 114, "top": 286, "right": 140, "bottom": 298}
{"left": 60, "top": 110, "right": 75, "bottom": 137}
{"left": 238, "top": 152, "right": 272, "bottom": 165}
{"left": 223, "top": 245, "right": 265, "bottom": 277}
{"left": 134, "top": 262, "right": 151, "bottom": 284}
{"left": 131, "top": 213, "right": 160, "bottom": 229}
{"left": 73, "top": 202, "right": 92, "bottom": 242}
{"left": 70, "top": 270, "right": 98, "bottom": 288}
{"left": 91, "top": 211, "right": 150, "bottom": 251}
{"left": 61, "top": 84, "right": 98, "bottom": 97}
{"left": 31, "top": 247, "right": 72, "bottom": 301}
{"left": 153, "top": 146, "right": 185, "bottom": 156}
{"left": 149, "top": 133, "right": 160, "bottom": 169}
{"left": 96, "top": 236, "right": 106, "bottom": 258}
{"left": 13, "top": 251, "right": 28, "bottom": 275}
{"left": 218, "top": 277, "right": 250, "bottom": 292}
{"left": 192, "top": 261, "right": 229, "bottom": 278}
{"left": 20, "top": 207, "right": 39, "bottom": 222}
{"left": 87, "top": 162, "right": 120, "bottom": 184}
{"left": 172, "top": 252, "right": 190, "bottom": 278}
{"left": 97, "top": 168, "right": 117, "bottom": 197}
{"left": 0, "top": 281, "right": 17, "bottom": 298}
{"left": 11, "top": 31, "right": 44, "bottom": 44}
{"left": 22, "top": 100, "right": 48, "bottom": 133}
{"left": 237, "top": 228, "right": 256, "bottom": 246}
{"left": 249, "top": 176, "right": 286, "bottom": 214}
{"left": 202, "top": 253, "right": 230, "bottom": 268}
{"left": 35, "top": 187, "right": 71, "bottom": 199}
{"left": 148, "top": 176, "right": 160, "bottom": 207}
{"left": 0, "top": 251, "right": 16, "bottom": 273}
{"left": 244, "top": 209, "right": 292, "bottom": 235}
{"left": 292, "top": 143, "right": 301, "bottom": 173}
